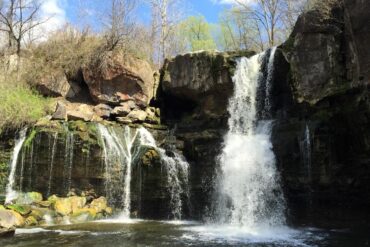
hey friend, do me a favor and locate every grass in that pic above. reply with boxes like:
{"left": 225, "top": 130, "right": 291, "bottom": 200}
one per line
{"left": 0, "top": 79, "right": 53, "bottom": 132}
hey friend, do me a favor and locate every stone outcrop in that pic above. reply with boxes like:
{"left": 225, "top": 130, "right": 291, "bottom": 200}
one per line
{"left": 82, "top": 52, "right": 155, "bottom": 107}
{"left": 283, "top": 0, "right": 370, "bottom": 104}
{"left": 35, "top": 70, "right": 83, "bottom": 99}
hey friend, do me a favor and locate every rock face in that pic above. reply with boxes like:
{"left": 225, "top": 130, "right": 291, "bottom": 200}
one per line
{"left": 271, "top": 0, "right": 370, "bottom": 218}
{"left": 285, "top": 0, "right": 370, "bottom": 104}
{"left": 82, "top": 52, "right": 155, "bottom": 106}
{"left": 160, "top": 51, "right": 254, "bottom": 121}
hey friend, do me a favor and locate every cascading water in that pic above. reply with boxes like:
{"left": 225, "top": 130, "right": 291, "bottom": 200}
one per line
{"left": 98, "top": 124, "right": 190, "bottom": 220}
{"left": 47, "top": 133, "right": 58, "bottom": 197}
{"left": 215, "top": 48, "right": 286, "bottom": 230}
{"left": 139, "top": 128, "right": 190, "bottom": 220}
{"left": 5, "top": 128, "right": 28, "bottom": 203}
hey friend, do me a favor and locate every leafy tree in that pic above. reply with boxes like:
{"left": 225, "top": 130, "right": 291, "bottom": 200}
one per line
{"left": 179, "top": 15, "right": 216, "bottom": 52}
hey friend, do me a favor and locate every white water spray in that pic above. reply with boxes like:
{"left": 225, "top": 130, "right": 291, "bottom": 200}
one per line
{"left": 5, "top": 128, "right": 28, "bottom": 204}
{"left": 216, "top": 50, "right": 286, "bottom": 230}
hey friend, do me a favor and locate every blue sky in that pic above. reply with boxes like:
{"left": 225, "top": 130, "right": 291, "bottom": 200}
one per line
{"left": 41, "top": 0, "right": 242, "bottom": 31}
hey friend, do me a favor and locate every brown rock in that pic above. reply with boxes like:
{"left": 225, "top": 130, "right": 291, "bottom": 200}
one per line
{"left": 35, "top": 70, "right": 83, "bottom": 99}
{"left": 112, "top": 105, "right": 131, "bottom": 116}
{"left": 93, "top": 104, "right": 112, "bottom": 119}
{"left": 116, "top": 117, "right": 133, "bottom": 124}
{"left": 82, "top": 51, "right": 155, "bottom": 106}
{"left": 52, "top": 101, "right": 67, "bottom": 120}
{"left": 67, "top": 104, "right": 94, "bottom": 122}
{"left": 127, "top": 110, "right": 147, "bottom": 123}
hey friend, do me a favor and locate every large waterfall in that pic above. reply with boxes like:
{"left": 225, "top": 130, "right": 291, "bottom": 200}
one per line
{"left": 215, "top": 48, "right": 286, "bottom": 230}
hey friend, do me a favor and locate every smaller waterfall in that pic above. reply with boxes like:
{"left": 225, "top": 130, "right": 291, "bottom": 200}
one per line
{"left": 47, "top": 133, "right": 59, "bottom": 197}
{"left": 139, "top": 128, "right": 190, "bottom": 220}
{"left": 98, "top": 124, "right": 190, "bottom": 220}
{"left": 63, "top": 132, "right": 74, "bottom": 193}
{"left": 302, "top": 124, "right": 312, "bottom": 183}
{"left": 5, "top": 128, "right": 28, "bottom": 204}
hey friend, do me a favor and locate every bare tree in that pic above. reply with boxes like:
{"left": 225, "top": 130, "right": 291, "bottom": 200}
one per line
{"left": 103, "top": 0, "right": 136, "bottom": 51}
{"left": 148, "top": 0, "right": 183, "bottom": 64}
{"left": 0, "top": 0, "right": 48, "bottom": 56}
{"left": 234, "top": 0, "right": 285, "bottom": 48}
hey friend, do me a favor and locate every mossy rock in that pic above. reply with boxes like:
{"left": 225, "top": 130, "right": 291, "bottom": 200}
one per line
{"left": 47, "top": 195, "right": 59, "bottom": 204}
{"left": 15, "top": 192, "right": 43, "bottom": 204}
{"left": 36, "top": 201, "right": 52, "bottom": 208}
{"left": 90, "top": 197, "right": 108, "bottom": 214}
{"left": 141, "top": 149, "right": 160, "bottom": 166}
{"left": 25, "top": 216, "right": 38, "bottom": 226}
{"left": 6, "top": 204, "right": 31, "bottom": 216}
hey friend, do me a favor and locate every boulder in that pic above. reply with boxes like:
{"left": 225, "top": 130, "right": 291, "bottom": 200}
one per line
{"left": 6, "top": 204, "right": 31, "bottom": 216}
{"left": 35, "top": 70, "right": 83, "bottom": 99}
{"left": 93, "top": 104, "right": 112, "bottom": 119}
{"left": 112, "top": 104, "right": 131, "bottom": 116}
{"left": 90, "top": 197, "right": 108, "bottom": 213}
{"left": 52, "top": 101, "right": 67, "bottom": 120}
{"left": 66, "top": 104, "right": 95, "bottom": 122}
{"left": 0, "top": 210, "right": 25, "bottom": 228}
{"left": 54, "top": 198, "right": 72, "bottom": 216}
{"left": 116, "top": 117, "right": 133, "bottom": 124}
{"left": 15, "top": 192, "right": 43, "bottom": 205}
{"left": 25, "top": 216, "right": 38, "bottom": 226}
{"left": 82, "top": 52, "right": 155, "bottom": 106}
{"left": 127, "top": 110, "right": 147, "bottom": 123}
{"left": 70, "top": 196, "right": 87, "bottom": 213}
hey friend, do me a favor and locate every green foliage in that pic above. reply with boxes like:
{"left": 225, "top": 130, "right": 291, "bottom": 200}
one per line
{"left": 178, "top": 15, "right": 217, "bottom": 52}
{"left": 24, "top": 129, "right": 37, "bottom": 148}
{"left": 0, "top": 80, "right": 53, "bottom": 133}
{"left": 0, "top": 162, "right": 8, "bottom": 194}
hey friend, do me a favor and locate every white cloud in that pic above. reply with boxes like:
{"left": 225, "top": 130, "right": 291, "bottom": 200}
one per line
{"left": 211, "top": 0, "right": 256, "bottom": 5}
{"left": 40, "top": 0, "right": 67, "bottom": 32}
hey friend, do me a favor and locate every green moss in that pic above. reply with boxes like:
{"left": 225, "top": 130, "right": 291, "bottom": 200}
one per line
{"left": 24, "top": 129, "right": 37, "bottom": 148}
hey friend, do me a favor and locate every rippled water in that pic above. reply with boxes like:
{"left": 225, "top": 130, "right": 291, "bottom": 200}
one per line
{"left": 1, "top": 220, "right": 369, "bottom": 247}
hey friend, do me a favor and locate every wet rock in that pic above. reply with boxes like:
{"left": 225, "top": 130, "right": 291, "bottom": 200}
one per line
{"left": 54, "top": 198, "right": 72, "bottom": 216}
{"left": 6, "top": 204, "right": 31, "bottom": 216}
{"left": 0, "top": 210, "right": 25, "bottom": 228}
{"left": 25, "top": 216, "right": 38, "bottom": 226}
{"left": 0, "top": 227, "right": 15, "bottom": 238}
{"left": 90, "top": 197, "right": 108, "bottom": 213}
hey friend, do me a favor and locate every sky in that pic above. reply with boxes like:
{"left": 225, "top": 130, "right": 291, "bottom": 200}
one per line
{"left": 39, "top": 0, "right": 249, "bottom": 32}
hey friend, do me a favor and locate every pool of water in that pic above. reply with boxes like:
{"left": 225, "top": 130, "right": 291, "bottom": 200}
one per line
{"left": 1, "top": 219, "right": 369, "bottom": 247}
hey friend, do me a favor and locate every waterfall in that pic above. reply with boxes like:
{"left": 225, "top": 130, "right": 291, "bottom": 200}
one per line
{"left": 47, "top": 133, "right": 59, "bottom": 197}
{"left": 215, "top": 48, "right": 286, "bottom": 230}
{"left": 98, "top": 124, "right": 190, "bottom": 220}
{"left": 98, "top": 124, "right": 139, "bottom": 219}
{"left": 5, "top": 128, "right": 28, "bottom": 204}
{"left": 63, "top": 132, "right": 74, "bottom": 193}
{"left": 302, "top": 124, "right": 312, "bottom": 183}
